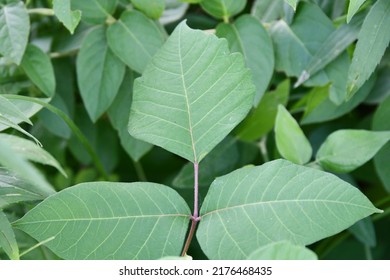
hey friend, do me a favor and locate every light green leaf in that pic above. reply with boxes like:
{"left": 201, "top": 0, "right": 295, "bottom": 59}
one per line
{"left": 316, "top": 130, "right": 390, "bottom": 173}
{"left": 53, "top": 0, "right": 81, "bottom": 34}
{"left": 0, "top": 115, "right": 40, "bottom": 145}
{"left": 247, "top": 241, "right": 317, "bottom": 260}
{"left": 372, "top": 95, "right": 390, "bottom": 193}
{"left": 160, "top": 0, "right": 189, "bottom": 25}
{"left": 0, "top": 138, "right": 55, "bottom": 198}
{"left": 200, "top": 0, "right": 246, "bottom": 21}
{"left": 347, "top": 0, "right": 367, "bottom": 23}
{"left": 107, "top": 10, "right": 166, "bottom": 74}
{"left": 275, "top": 105, "right": 312, "bottom": 165}
{"left": 235, "top": 80, "right": 290, "bottom": 141}
{"left": 131, "top": 0, "right": 165, "bottom": 19}
{"left": 21, "top": 44, "right": 56, "bottom": 97}
{"left": 216, "top": 15, "right": 274, "bottom": 105}
{"left": 108, "top": 70, "right": 152, "bottom": 161}
{"left": 0, "top": 168, "right": 43, "bottom": 209}
{"left": 128, "top": 21, "right": 255, "bottom": 163}
{"left": 0, "top": 211, "right": 19, "bottom": 260}
{"left": 284, "top": 0, "right": 298, "bottom": 11}
{"left": 0, "top": 1, "right": 29, "bottom": 65}
{"left": 71, "top": 0, "right": 117, "bottom": 24}
{"left": 349, "top": 218, "right": 376, "bottom": 247}
{"left": 178, "top": 0, "right": 201, "bottom": 3}
{"left": 0, "top": 134, "right": 66, "bottom": 177}
{"left": 77, "top": 26, "right": 126, "bottom": 122}
{"left": 14, "top": 182, "right": 190, "bottom": 260}
{"left": 197, "top": 159, "right": 381, "bottom": 260}
{"left": 0, "top": 95, "right": 32, "bottom": 125}
{"left": 347, "top": 0, "right": 390, "bottom": 98}
{"left": 251, "top": 0, "right": 284, "bottom": 23}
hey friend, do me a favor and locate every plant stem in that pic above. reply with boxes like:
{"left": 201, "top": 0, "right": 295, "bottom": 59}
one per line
{"left": 28, "top": 8, "right": 54, "bottom": 16}
{"left": 19, "top": 236, "right": 55, "bottom": 257}
{"left": 259, "top": 136, "right": 269, "bottom": 162}
{"left": 181, "top": 162, "right": 200, "bottom": 256}
{"left": 133, "top": 160, "right": 147, "bottom": 182}
{"left": 364, "top": 245, "right": 373, "bottom": 260}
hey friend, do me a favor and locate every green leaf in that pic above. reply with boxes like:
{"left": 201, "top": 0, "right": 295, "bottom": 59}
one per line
{"left": 71, "top": 0, "right": 117, "bottom": 24}
{"left": 347, "top": 0, "right": 390, "bottom": 98}
{"left": 275, "top": 105, "right": 312, "bottom": 164}
{"left": 14, "top": 182, "right": 190, "bottom": 260}
{"left": 349, "top": 218, "right": 376, "bottom": 247}
{"left": 21, "top": 44, "right": 56, "bottom": 97}
{"left": 0, "top": 168, "right": 43, "bottom": 209}
{"left": 347, "top": 0, "right": 367, "bottom": 23}
{"left": 0, "top": 134, "right": 66, "bottom": 177}
{"left": 77, "top": 26, "right": 126, "bottom": 122}
{"left": 0, "top": 95, "right": 32, "bottom": 126}
{"left": 0, "top": 115, "right": 40, "bottom": 145}
{"left": 0, "top": 138, "right": 55, "bottom": 198}
{"left": 0, "top": 211, "right": 19, "bottom": 260}
{"left": 372, "top": 95, "right": 390, "bottom": 193}
{"left": 53, "top": 0, "right": 81, "bottom": 34}
{"left": 316, "top": 130, "right": 390, "bottom": 173}
{"left": 200, "top": 0, "right": 246, "bottom": 21}
{"left": 128, "top": 21, "right": 255, "bottom": 163}
{"left": 0, "top": 1, "right": 29, "bottom": 65}
{"left": 107, "top": 10, "right": 166, "bottom": 74}
{"left": 131, "top": 0, "right": 165, "bottom": 19}
{"left": 247, "top": 241, "right": 317, "bottom": 260}
{"left": 235, "top": 80, "right": 290, "bottom": 141}
{"left": 284, "top": 0, "right": 298, "bottom": 11}
{"left": 108, "top": 70, "right": 152, "bottom": 161}
{"left": 196, "top": 159, "right": 381, "bottom": 260}
{"left": 251, "top": 0, "right": 284, "bottom": 23}
{"left": 216, "top": 15, "right": 274, "bottom": 105}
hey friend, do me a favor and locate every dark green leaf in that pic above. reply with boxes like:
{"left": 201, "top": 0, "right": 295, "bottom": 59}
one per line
{"left": 0, "top": 211, "right": 19, "bottom": 259}
{"left": 128, "top": 21, "right": 255, "bottom": 163}
{"left": 107, "top": 10, "right": 166, "bottom": 74}
{"left": 77, "top": 26, "right": 126, "bottom": 122}
{"left": 14, "top": 182, "right": 190, "bottom": 260}
{"left": 71, "top": 0, "right": 117, "bottom": 24}
{"left": 284, "top": 0, "right": 298, "bottom": 11}
{"left": 216, "top": 15, "right": 274, "bottom": 105}
{"left": 347, "top": 0, "right": 367, "bottom": 23}
{"left": 349, "top": 218, "right": 376, "bottom": 247}
{"left": 197, "top": 159, "right": 381, "bottom": 259}
{"left": 251, "top": 0, "right": 284, "bottom": 23}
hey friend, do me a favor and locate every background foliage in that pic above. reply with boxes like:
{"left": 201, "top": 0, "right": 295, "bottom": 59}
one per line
{"left": 0, "top": 0, "right": 389, "bottom": 260}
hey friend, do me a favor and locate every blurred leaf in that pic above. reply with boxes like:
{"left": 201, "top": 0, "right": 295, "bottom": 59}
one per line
{"left": 247, "top": 241, "right": 317, "bottom": 260}
{"left": 349, "top": 217, "right": 376, "bottom": 247}
{"left": 200, "top": 0, "right": 246, "bottom": 20}
{"left": 216, "top": 15, "right": 274, "bottom": 105}
{"left": 108, "top": 70, "right": 152, "bottom": 162}
{"left": 316, "top": 130, "right": 390, "bottom": 173}
{"left": 128, "top": 22, "right": 255, "bottom": 163}
{"left": 235, "top": 80, "right": 290, "bottom": 141}
{"left": 107, "top": 11, "right": 166, "bottom": 74}
{"left": 131, "top": 0, "right": 165, "bottom": 19}
{"left": 0, "top": 168, "right": 44, "bottom": 209}
{"left": 160, "top": 0, "right": 189, "bottom": 25}
{"left": 21, "top": 44, "right": 56, "bottom": 97}
{"left": 275, "top": 105, "right": 312, "bottom": 164}
{"left": 0, "top": 211, "right": 19, "bottom": 260}
{"left": 70, "top": 0, "right": 117, "bottom": 24}
{"left": 197, "top": 159, "right": 381, "bottom": 259}
{"left": 251, "top": 0, "right": 284, "bottom": 23}
{"left": 347, "top": 0, "right": 390, "bottom": 98}
{"left": 347, "top": 0, "right": 367, "bottom": 23}
{"left": 365, "top": 66, "right": 390, "bottom": 104}
{"left": 284, "top": 0, "right": 298, "bottom": 11}
{"left": 0, "top": 115, "right": 40, "bottom": 145}
{"left": 0, "top": 134, "right": 66, "bottom": 177}
{"left": 0, "top": 1, "right": 29, "bottom": 64}
{"left": 77, "top": 26, "right": 126, "bottom": 122}
{"left": 53, "top": 0, "right": 81, "bottom": 34}
{"left": 14, "top": 182, "right": 190, "bottom": 260}
{"left": 0, "top": 95, "right": 31, "bottom": 125}
{"left": 373, "top": 95, "right": 390, "bottom": 193}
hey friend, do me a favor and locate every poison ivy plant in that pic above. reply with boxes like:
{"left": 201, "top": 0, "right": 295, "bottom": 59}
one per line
{"left": 0, "top": 0, "right": 389, "bottom": 261}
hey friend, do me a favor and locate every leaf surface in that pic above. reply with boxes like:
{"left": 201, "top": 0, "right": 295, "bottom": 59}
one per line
{"left": 14, "top": 182, "right": 190, "bottom": 260}
{"left": 200, "top": 0, "right": 246, "bottom": 20}
{"left": 71, "top": 0, "right": 117, "bottom": 24}
{"left": 316, "top": 130, "right": 390, "bottom": 173}
{"left": 197, "top": 159, "right": 381, "bottom": 259}
{"left": 53, "top": 0, "right": 81, "bottom": 34}
{"left": 0, "top": 211, "right": 19, "bottom": 260}
{"left": 131, "top": 0, "right": 165, "bottom": 19}
{"left": 247, "top": 241, "right": 317, "bottom": 260}
{"left": 77, "top": 26, "right": 126, "bottom": 122}
{"left": 0, "top": 95, "right": 32, "bottom": 126}
{"left": 0, "top": 1, "right": 29, "bottom": 64}
{"left": 347, "top": 0, "right": 367, "bottom": 23}
{"left": 128, "top": 21, "right": 255, "bottom": 163}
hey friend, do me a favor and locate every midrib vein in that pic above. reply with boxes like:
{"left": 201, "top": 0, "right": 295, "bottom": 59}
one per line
{"left": 178, "top": 24, "right": 197, "bottom": 162}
